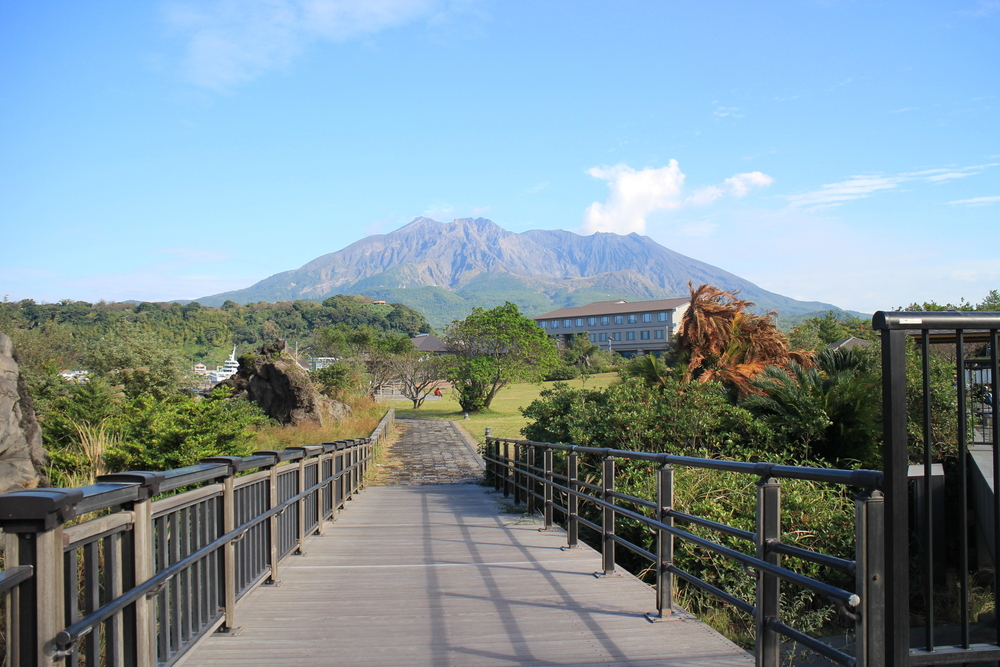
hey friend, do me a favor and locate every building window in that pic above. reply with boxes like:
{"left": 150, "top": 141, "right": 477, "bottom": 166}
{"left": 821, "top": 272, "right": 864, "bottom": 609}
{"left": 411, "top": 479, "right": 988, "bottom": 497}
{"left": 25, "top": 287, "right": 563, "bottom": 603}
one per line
{"left": 564, "top": 319, "right": 572, "bottom": 328}
{"left": 613, "top": 332, "right": 621, "bottom": 341}
{"left": 588, "top": 317, "right": 597, "bottom": 326}
{"left": 626, "top": 331, "right": 635, "bottom": 341}
{"left": 658, "top": 312, "right": 667, "bottom": 322}
{"left": 642, "top": 313, "right": 652, "bottom": 323}
{"left": 551, "top": 320, "right": 559, "bottom": 329}
{"left": 539, "top": 321, "right": 548, "bottom": 328}
{"left": 589, "top": 334, "right": 597, "bottom": 343}
{"left": 654, "top": 329, "right": 665, "bottom": 339}
{"left": 600, "top": 316, "right": 610, "bottom": 325}
{"left": 641, "top": 331, "right": 650, "bottom": 340}
{"left": 575, "top": 318, "right": 584, "bottom": 327}
{"left": 627, "top": 314, "right": 637, "bottom": 324}
{"left": 598, "top": 333, "right": 607, "bottom": 342}
{"left": 614, "top": 315, "right": 624, "bottom": 324}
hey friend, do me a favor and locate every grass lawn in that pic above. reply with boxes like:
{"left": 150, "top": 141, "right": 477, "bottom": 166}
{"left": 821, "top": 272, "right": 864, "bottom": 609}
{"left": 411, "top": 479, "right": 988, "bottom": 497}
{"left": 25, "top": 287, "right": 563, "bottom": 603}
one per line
{"left": 393, "top": 372, "right": 618, "bottom": 440}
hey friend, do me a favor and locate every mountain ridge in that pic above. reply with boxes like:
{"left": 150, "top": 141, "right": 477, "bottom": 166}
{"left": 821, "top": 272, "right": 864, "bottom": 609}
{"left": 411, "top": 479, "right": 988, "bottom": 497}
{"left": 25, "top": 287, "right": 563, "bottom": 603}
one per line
{"left": 195, "top": 217, "right": 850, "bottom": 328}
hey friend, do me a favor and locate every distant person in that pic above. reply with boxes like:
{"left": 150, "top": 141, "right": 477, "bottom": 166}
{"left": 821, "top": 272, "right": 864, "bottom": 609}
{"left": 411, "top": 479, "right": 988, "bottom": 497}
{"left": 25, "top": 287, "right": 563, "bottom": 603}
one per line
{"left": 433, "top": 388, "right": 442, "bottom": 397}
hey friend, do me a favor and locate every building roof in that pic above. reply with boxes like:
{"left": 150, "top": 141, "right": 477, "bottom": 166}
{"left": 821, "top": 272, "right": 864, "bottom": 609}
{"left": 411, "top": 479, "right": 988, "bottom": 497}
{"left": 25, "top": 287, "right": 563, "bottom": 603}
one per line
{"left": 534, "top": 297, "right": 690, "bottom": 320}
{"left": 411, "top": 333, "right": 448, "bottom": 352}
{"left": 829, "top": 336, "right": 872, "bottom": 351}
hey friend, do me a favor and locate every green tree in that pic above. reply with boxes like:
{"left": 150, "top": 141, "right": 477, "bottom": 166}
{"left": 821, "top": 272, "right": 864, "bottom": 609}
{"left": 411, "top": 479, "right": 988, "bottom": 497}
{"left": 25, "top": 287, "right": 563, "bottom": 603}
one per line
{"left": 444, "top": 302, "right": 558, "bottom": 412}
{"left": 87, "top": 323, "right": 194, "bottom": 399}
{"left": 742, "top": 346, "right": 881, "bottom": 465}
{"left": 392, "top": 353, "right": 447, "bottom": 408}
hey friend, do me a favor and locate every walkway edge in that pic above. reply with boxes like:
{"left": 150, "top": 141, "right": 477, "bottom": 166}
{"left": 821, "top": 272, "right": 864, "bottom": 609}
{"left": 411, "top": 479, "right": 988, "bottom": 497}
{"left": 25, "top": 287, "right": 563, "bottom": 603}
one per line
{"left": 449, "top": 420, "right": 486, "bottom": 469}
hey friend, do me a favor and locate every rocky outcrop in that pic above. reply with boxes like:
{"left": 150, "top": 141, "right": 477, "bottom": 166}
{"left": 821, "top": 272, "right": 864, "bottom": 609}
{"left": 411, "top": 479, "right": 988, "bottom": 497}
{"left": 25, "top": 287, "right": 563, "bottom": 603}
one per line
{"left": 221, "top": 339, "right": 349, "bottom": 427}
{"left": 0, "top": 332, "right": 47, "bottom": 493}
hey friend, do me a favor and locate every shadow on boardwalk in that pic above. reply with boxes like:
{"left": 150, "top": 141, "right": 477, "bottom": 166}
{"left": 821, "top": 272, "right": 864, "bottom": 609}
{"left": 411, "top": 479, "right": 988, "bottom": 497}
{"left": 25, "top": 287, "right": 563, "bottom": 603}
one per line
{"left": 181, "top": 419, "right": 752, "bottom": 667}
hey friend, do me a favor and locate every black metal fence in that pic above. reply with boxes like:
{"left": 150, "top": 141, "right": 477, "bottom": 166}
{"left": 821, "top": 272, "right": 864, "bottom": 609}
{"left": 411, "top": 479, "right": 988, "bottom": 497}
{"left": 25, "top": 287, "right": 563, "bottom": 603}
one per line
{"left": 0, "top": 408, "right": 394, "bottom": 666}
{"left": 483, "top": 437, "right": 884, "bottom": 667}
{"left": 481, "top": 309, "right": 1000, "bottom": 667}
{"left": 876, "top": 311, "right": 1000, "bottom": 667}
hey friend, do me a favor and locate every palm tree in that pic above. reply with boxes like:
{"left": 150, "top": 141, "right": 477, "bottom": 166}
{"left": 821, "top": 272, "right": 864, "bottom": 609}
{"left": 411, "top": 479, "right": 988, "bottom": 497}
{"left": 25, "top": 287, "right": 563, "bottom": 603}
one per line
{"left": 677, "top": 283, "right": 812, "bottom": 396}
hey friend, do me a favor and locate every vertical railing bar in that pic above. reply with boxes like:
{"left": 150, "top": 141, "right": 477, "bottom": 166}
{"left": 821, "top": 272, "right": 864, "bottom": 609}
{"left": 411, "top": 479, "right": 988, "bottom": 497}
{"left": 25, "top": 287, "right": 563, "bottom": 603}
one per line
{"left": 503, "top": 441, "right": 511, "bottom": 498}
{"left": 991, "top": 328, "right": 1000, "bottom": 647}
{"left": 63, "top": 548, "right": 79, "bottom": 667}
{"left": 882, "top": 327, "right": 910, "bottom": 667}
{"left": 756, "top": 476, "right": 781, "bottom": 667}
{"left": 921, "top": 329, "right": 934, "bottom": 651}
{"left": 656, "top": 464, "right": 674, "bottom": 619}
{"left": 567, "top": 450, "right": 579, "bottom": 549}
{"left": 156, "top": 516, "right": 168, "bottom": 663}
{"left": 543, "top": 448, "right": 554, "bottom": 529}
{"left": 107, "top": 531, "right": 124, "bottom": 667}
{"left": 957, "top": 329, "right": 970, "bottom": 649}
{"left": 182, "top": 506, "right": 193, "bottom": 645}
{"left": 513, "top": 443, "right": 522, "bottom": 506}
{"left": 526, "top": 445, "right": 535, "bottom": 515}
{"left": 601, "top": 455, "right": 615, "bottom": 576}
{"left": 296, "top": 458, "right": 306, "bottom": 554}
{"left": 193, "top": 500, "right": 203, "bottom": 631}
{"left": 84, "top": 540, "right": 100, "bottom": 665}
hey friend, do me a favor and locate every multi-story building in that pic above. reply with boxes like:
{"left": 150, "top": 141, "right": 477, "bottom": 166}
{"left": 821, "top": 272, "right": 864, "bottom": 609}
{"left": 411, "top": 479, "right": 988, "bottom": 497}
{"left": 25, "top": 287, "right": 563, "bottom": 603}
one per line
{"left": 533, "top": 297, "right": 690, "bottom": 358}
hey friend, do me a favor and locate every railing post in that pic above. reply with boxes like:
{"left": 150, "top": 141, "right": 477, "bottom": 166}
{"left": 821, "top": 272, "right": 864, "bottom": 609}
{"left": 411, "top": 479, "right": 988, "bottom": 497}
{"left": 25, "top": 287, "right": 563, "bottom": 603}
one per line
{"left": 197, "top": 459, "right": 240, "bottom": 635}
{"left": 655, "top": 463, "right": 674, "bottom": 619}
{"left": 0, "top": 488, "right": 83, "bottom": 666}
{"left": 96, "top": 471, "right": 164, "bottom": 665}
{"left": 296, "top": 454, "right": 306, "bottom": 554}
{"left": 526, "top": 445, "right": 536, "bottom": 514}
{"left": 513, "top": 443, "right": 522, "bottom": 506}
{"left": 566, "top": 450, "right": 579, "bottom": 549}
{"left": 334, "top": 442, "right": 345, "bottom": 513}
{"left": 502, "top": 441, "right": 511, "bottom": 498}
{"left": 255, "top": 453, "right": 281, "bottom": 585}
{"left": 600, "top": 454, "right": 615, "bottom": 576}
{"left": 755, "top": 476, "right": 781, "bottom": 667}
{"left": 855, "top": 489, "right": 885, "bottom": 667}
{"left": 543, "top": 447, "right": 553, "bottom": 529}
{"left": 880, "top": 327, "right": 909, "bottom": 667}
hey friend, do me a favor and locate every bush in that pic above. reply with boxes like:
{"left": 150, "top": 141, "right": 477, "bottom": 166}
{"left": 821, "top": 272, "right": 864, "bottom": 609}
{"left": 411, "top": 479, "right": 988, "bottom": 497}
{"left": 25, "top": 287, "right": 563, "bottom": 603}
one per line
{"left": 543, "top": 364, "right": 580, "bottom": 381}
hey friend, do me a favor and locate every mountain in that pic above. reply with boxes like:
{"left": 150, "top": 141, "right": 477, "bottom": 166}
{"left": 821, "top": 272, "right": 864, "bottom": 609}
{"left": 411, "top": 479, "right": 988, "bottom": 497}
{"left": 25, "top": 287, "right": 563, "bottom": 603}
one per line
{"left": 196, "top": 217, "right": 849, "bottom": 328}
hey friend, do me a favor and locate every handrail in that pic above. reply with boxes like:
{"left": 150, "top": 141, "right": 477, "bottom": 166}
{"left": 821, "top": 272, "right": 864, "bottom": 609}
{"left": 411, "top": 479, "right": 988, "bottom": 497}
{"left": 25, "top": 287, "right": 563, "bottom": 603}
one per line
{"left": 54, "top": 467, "right": 336, "bottom": 652}
{"left": 0, "top": 406, "right": 395, "bottom": 666}
{"left": 483, "top": 433, "right": 884, "bottom": 667}
{"left": 488, "top": 437, "right": 884, "bottom": 489}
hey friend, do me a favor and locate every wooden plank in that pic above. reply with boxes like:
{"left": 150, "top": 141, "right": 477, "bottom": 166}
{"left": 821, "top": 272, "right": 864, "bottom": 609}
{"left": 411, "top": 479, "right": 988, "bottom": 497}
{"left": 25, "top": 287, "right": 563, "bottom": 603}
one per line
{"left": 179, "top": 484, "right": 751, "bottom": 667}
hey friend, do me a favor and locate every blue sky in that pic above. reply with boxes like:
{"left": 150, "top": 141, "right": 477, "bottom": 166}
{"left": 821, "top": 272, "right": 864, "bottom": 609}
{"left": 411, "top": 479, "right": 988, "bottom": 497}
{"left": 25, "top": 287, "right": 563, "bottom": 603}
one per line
{"left": 1, "top": 0, "right": 997, "bottom": 314}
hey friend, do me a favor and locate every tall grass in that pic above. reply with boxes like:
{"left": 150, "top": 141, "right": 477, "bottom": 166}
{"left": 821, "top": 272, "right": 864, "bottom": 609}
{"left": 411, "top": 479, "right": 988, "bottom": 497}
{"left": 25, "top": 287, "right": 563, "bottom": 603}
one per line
{"left": 248, "top": 396, "right": 388, "bottom": 450}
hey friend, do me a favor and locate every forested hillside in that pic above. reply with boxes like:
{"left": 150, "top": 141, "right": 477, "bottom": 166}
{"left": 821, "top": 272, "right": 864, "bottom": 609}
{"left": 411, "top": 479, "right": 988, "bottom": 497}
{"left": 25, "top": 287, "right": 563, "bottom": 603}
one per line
{"left": 0, "top": 295, "right": 431, "bottom": 370}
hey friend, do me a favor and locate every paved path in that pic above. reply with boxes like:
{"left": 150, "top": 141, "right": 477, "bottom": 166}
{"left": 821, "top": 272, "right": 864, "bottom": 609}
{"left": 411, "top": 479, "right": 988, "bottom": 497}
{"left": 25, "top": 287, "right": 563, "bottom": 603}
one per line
{"left": 182, "top": 419, "right": 752, "bottom": 667}
{"left": 372, "top": 418, "right": 485, "bottom": 485}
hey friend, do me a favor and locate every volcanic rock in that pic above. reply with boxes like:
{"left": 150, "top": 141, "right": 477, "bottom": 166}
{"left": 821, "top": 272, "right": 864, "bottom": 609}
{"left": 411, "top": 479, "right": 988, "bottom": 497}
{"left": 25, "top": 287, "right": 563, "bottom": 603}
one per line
{"left": 222, "top": 339, "right": 349, "bottom": 426}
{"left": 0, "top": 332, "right": 47, "bottom": 493}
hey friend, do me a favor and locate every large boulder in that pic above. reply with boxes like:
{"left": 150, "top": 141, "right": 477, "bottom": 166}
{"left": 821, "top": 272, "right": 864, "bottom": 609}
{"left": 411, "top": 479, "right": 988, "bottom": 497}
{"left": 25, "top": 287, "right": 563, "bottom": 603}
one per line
{"left": 222, "top": 339, "right": 349, "bottom": 426}
{"left": 0, "top": 332, "right": 47, "bottom": 493}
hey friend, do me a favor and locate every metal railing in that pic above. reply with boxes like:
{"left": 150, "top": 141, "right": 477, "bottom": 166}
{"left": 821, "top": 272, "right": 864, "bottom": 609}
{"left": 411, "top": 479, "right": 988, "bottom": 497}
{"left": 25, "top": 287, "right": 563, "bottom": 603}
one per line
{"left": 0, "top": 408, "right": 394, "bottom": 666}
{"left": 876, "top": 311, "right": 1000, "bottom": 667}
{"left": 483, "top": 437, "right": 884, "bottom": 667}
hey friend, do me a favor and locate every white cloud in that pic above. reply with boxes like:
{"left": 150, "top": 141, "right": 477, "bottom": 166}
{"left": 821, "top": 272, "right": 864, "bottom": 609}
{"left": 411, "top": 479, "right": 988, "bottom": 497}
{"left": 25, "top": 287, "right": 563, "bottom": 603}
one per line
{"left": 713, "top": 106, "right": 743, "bottom": 118}
{"left": 949, "top": 195, "right": 1000, "bottom": 205}
{"left": 581, "top": 162, "right": 773, "bottom": 235}
{"left": 163, "top": 0, "right": 463, "bottom": 89}
{"left": 785, "top": 163, "right": 998, "bottom": 210}
{"left": 524, "top": 182, "right": 549, "bottom": 194}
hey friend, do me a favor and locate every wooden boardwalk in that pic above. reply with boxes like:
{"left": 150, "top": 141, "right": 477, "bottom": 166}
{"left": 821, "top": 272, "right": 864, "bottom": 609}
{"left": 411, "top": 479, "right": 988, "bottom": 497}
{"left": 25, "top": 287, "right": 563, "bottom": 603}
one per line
{"left": 181, "top": 421, "right": 753, "bottom": 667}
